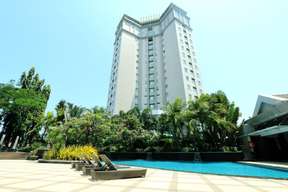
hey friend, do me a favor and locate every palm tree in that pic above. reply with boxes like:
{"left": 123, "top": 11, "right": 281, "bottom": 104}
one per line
{"left": 165, "top": 98, "right": 186, "bottom": 149}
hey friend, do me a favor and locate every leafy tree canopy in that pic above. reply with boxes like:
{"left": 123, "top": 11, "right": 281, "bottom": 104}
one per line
{"left": 0, "top": 67, "right": 50, "bottom": 148}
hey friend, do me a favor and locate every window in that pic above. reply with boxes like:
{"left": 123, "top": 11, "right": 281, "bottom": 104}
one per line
{"left": 148, "top": 37, "right": 153, "bottom": 42}
{"left": 149, "top": 87, "right": 155, "bottom": 91}
{"left": 148, "top": 26, "right": 152, "bottom": 31}
{"left": 192, "top": 78, "right": 196, "bottom": 84}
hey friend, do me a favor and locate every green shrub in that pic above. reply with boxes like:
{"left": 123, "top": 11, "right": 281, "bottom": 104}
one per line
{"left": 222, "top": 146, "right": 240, "bottom": 152}
{"left": 17, "top": 146, "right": 33, "bottom": 152}
{"left": 181, "top": 147, "right": 191, "bottom": 152}
{"left": 43, "top": 150, "right": 56, "bottom": 160}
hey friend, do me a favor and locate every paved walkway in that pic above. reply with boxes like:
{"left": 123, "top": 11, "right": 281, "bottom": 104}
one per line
{"left": 0, "top": 160, "right": 288, "bottom": 192}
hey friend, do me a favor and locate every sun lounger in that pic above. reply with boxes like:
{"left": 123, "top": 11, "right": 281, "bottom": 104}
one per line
{"left": 91, "top": 168, "right": 147, "bottom": 180}
{"left": 72, "top": 154, "right": 96, "bottom": 171}
{"left": 71, "top": 155, "right": 87, "bottom": 169}
{"left": 82, "top": 155, "right": 106, "bottom": 175}
{"left": 90, "top": 154, "right": 147, "bottom": 180}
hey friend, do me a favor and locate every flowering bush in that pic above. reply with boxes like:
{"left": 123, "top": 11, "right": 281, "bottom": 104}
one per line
{"left": 44, "top": 145, "right": 97, "bottom": 160}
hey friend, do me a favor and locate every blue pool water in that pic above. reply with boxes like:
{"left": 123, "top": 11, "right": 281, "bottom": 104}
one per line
{"left": 114, "top": 160, "right": 288, "bottom": 179}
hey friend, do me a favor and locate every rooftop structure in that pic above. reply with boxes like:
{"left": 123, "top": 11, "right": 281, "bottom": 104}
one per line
{"left": 243, "top": 94, "right": 288, "bottom": 161}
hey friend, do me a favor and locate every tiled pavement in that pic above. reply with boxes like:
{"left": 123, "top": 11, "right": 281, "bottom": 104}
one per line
{"left": 0, "top": 160, "right": 288, "bottom": 192}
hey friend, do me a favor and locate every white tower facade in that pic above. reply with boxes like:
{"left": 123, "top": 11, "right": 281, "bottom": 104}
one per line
{"left": 107, "top": 4, "right": 203, "bottom": 114}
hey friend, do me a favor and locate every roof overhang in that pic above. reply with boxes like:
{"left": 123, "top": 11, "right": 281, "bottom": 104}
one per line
{"left": 248, "top": 125, "right": 288, "bottom": 137}
{"left": 253, "top": 95, "right": 288, "bottom": 116}
{"left": 245, "top": 103, "right": 288, "bottom": 126}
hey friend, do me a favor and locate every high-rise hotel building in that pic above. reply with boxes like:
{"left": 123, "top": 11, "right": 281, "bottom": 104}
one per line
{"left": 107, "top": 4, "right": 203, "bottom": 114}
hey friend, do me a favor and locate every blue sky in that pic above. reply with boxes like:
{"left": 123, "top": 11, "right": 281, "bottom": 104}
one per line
{"left": 0, "top": 0, "right": 287, "bottom": 119}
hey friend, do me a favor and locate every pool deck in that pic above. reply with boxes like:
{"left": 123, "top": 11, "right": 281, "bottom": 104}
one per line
{"left": 240, "top": 161, "right": 288, "bottom": 171}
{"left": 1, "top": 160, "right": 288, "bottom": 192}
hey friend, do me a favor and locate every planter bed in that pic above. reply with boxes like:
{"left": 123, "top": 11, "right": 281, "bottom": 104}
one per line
{"left": 105, "top": 152, "right": 244, "bottom": 161}
{"left": 38, "top": 159, "right": 80, "bottom": 164}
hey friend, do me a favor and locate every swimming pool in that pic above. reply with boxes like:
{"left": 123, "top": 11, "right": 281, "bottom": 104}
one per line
{"left": 114, "top": 160, "right": 288, "bottom": 179}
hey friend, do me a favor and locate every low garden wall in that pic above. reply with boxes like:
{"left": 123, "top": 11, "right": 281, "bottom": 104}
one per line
{"left": 0, "top": 152, "right": 29, "bottom": 159}
{"left": 105, "top": 152, "right": 244, "bottom": 161}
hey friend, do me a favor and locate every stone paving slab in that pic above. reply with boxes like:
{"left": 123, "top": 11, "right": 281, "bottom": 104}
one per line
{"left": 0, "top": 160, "right": 288, "bottom": 192}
